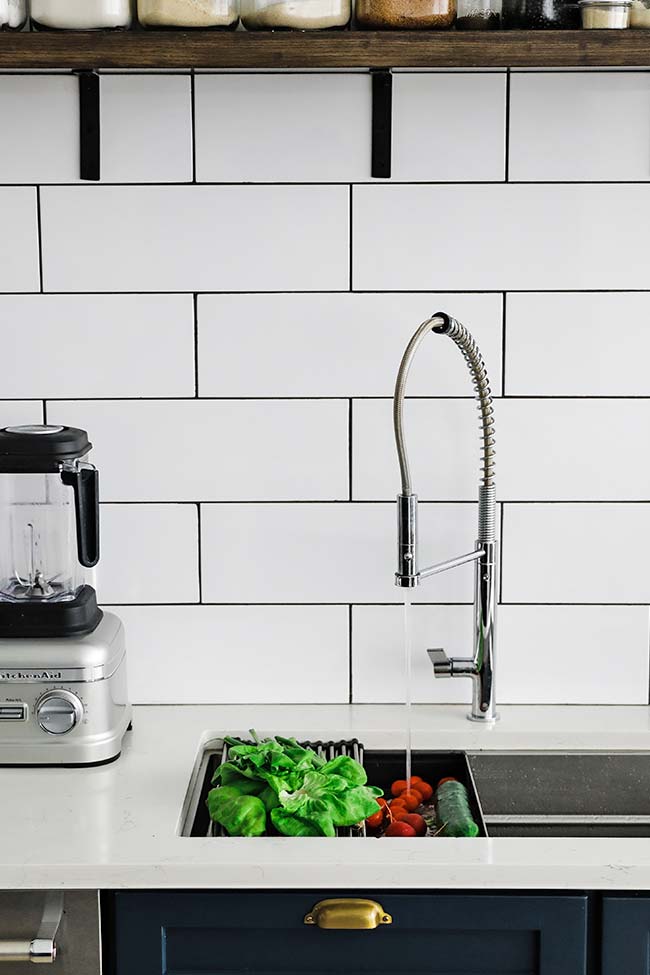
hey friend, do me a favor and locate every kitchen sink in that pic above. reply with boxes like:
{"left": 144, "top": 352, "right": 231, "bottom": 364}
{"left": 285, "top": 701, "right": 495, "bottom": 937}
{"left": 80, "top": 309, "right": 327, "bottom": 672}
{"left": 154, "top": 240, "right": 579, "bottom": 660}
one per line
{"left": 469, "top": 752, "right": 650, "bottom": 837}
{"left": 180, "top": 742, "right": 650, "bottom": 839}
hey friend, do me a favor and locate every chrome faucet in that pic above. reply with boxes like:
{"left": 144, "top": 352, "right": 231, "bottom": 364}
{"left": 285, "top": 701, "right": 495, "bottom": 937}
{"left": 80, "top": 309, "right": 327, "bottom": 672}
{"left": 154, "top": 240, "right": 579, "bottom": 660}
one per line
{"left": 393, "top": 312, "right": 498, "bottom": 723}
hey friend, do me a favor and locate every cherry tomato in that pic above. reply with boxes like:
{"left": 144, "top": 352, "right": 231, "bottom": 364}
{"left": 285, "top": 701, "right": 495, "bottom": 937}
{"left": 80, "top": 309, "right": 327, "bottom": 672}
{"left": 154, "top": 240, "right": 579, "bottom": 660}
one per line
{"left": 390, "top": 780, "right": 409, "bottom": 797}
{"left": 415, "top": 781, "right": 433, "bottom": 801}
{"left": 437, "top": 777, "right": 458, "bottom": 788}
{"left": 385, "top": 821, "right": 417, "bottom": 837}
{"left": 398, "top": 791, "right": 423, "bottom": 812}
{"left": 400, "top": 813, "right": 427, "bottom": 836}
{"left": 365, "top": 797, "right": 388, "bottom": 829}
{"left": 389, "top": 806, "right": 411, "bottom": 822}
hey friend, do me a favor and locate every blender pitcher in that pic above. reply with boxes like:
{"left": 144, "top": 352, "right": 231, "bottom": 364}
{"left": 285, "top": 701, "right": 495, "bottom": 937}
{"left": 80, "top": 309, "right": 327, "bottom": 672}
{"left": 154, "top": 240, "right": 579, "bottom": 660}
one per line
{"left": 0, "top": 425, "right": 101, "bottom": 637}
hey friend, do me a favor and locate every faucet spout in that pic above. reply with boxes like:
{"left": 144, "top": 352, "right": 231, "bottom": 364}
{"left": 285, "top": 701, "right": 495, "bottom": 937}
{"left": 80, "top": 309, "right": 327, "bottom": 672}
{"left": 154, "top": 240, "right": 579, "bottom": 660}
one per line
{"left": 393, "top": 311, "right": 499, "bottom": 723}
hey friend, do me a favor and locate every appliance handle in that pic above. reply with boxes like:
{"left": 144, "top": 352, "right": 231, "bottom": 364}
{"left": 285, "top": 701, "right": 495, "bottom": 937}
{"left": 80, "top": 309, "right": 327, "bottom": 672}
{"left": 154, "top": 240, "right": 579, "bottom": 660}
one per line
{"left": 0, "top": 892, "right": 63, "bottom": 964}
{"left": 61, "top": 466, "right": 100, "bottom": 568}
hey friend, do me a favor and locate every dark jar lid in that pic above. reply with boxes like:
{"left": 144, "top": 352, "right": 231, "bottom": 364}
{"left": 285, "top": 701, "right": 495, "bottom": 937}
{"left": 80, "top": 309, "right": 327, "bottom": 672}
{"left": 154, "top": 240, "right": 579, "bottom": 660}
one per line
{"left": 0, "top": 425, "right": 93, "bottom": 473}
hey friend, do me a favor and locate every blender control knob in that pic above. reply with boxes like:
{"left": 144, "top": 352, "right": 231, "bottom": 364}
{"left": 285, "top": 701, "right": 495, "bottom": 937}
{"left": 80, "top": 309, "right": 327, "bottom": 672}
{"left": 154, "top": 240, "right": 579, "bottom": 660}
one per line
{"left": 36, "top": 690, "right": 83, "bottom": 736}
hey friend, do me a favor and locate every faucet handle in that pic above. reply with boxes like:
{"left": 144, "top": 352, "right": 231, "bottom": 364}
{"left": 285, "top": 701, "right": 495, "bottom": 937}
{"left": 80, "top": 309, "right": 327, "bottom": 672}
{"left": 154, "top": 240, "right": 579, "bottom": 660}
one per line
{"left": 428, "top": 648, "right": 452, "bottom": 678}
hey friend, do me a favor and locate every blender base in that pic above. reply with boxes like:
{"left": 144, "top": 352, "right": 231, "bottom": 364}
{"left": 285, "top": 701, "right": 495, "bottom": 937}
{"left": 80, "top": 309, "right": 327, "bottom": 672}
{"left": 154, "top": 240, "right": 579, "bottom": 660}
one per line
{"left": 0, "top": 612, "right": 132, "bottom": 766}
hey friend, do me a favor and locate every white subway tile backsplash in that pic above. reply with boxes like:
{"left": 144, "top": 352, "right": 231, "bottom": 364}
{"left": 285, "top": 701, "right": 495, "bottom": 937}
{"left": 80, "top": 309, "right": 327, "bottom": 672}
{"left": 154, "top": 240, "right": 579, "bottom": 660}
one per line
{"left": 356, "top": 398, "right": 650, "bottom": 502}
{"left": 201, "top": 502, "right": 479, "bottom": 604}
{"left": 195, "top": 72, "right": 505, "bottom": 183}
{"left": 0, "top": 295, "right": 194, "bottom": 398}
{"left": 506, "top": 292, "right": 650, "bottom": 396}
{"left": 392, "top": 73, "right": 506, "bottom": 181}
{"left": 353, "top": 604, "right": 650, "bottom": 704}
{"left": 0, "top": 402, "right": 44, "bottom": 427}
{"left": 353, "top": 184, "right": 650, "bottom": 291}
{"left": 499, "top": 400, "right": 650, "bottom": 501}
{"left": 40, "top": 185, "right": 349, "bottom": 292}
{"left": 509, "top": 73, "right": 650, "bottom": 182}
{"left": 198, "top": 293, "right": 503, "bottom": 397}
{"left": 47, "top": 400, "right": 349, "bottom": 502}
{"left": 116, "top": 604, "right": 350, "bottom": 703}
{"left": 0, "top": 188, "right": 39, "bottom": 293}
{"left": 0, "top": 75, "right": 192, "bottom": 184}
{"left": 503, "top": 504, "right": 650, "bottom": 604}
{"left": 98, "top": 504, "right": 199, "bottom": 605}
{"left": 353, "top": 398, "right": 483, "bottom": 502}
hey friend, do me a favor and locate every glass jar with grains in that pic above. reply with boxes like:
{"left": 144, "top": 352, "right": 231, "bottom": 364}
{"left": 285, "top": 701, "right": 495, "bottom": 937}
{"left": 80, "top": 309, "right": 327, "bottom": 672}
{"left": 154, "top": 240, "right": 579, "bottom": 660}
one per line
{"left": 31, "top": 0, "right": 134, "bottom": 27}
{"left": 501, "top": 0, "right": 578, "bottom": 25}
{"left": 630, "top": 0, "right": 650, "bottom": 24}
{"left": 0, "top": 0, "right": 27, "bottom": 29}
{"left": 355, "top": 0, "right": 455, "bottom": 27}
{"left": 240, "top": 0, "right": 350, "bottom": 28}
{"left": 456, "top": 0, "right": 500, "bottom": 27}
{"left": 138, "top": 0, "right": 239, "bottom": 25}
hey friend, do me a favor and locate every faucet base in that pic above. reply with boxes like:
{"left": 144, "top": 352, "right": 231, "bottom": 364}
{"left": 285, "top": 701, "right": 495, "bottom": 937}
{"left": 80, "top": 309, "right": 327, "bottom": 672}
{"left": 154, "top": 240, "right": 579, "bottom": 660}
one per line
{"left": 467, "top": 710, "right": 499, "bottom": 724}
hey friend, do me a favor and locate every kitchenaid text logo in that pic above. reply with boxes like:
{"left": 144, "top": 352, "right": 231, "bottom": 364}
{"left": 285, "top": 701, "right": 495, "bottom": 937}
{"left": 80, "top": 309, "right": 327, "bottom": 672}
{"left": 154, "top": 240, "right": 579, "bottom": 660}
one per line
{"left": 0, "top": 670, "right": 63, "bottom": 681}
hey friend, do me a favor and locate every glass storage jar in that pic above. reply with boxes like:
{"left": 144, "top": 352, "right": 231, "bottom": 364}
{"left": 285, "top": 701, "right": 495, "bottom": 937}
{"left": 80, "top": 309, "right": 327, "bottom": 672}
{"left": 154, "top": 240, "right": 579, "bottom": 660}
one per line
{"left": 456, "top": 0, "right": 499, "bottom": 27}
{"left": 240, "top": 0, "right": 349, "bottom": 27}
{"left": 580, "top": 0, "right": 629, "bottom": 24}
{"left": 629, "top": 0, "right": 648, "bottom": 22}
{"left": 355, "top": 0, "right": 455, "bottom": 27}
{"left": 0, "top": 0, "right": 27, "bottom": 30}
{"left": 31, "top": 0, "right": 134, "bottom": 28}
{"left": 502, "top": 0, "right": 577, "bottom": 25}
{"left": 138, "top": 0, "right": 238, "bottom": 26}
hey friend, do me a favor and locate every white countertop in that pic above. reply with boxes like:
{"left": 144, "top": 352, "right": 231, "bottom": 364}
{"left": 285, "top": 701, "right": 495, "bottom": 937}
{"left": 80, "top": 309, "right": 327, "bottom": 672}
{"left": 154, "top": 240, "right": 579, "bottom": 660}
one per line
{"left": 3, "top": 703, "right": 650, "bottom": 891}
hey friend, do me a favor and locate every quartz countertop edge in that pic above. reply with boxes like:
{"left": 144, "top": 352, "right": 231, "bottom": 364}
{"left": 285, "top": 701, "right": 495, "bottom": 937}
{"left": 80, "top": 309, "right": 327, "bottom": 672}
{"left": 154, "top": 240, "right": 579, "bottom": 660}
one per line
{"left": 2, "top": 703, "right": 650, "bottom": 891}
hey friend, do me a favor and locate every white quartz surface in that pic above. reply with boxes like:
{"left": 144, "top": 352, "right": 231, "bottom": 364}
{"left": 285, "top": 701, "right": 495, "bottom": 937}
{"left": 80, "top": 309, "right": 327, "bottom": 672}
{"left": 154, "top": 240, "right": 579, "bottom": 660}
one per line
{"left": 3, "top": 703, "right": 650, "bottom": 890}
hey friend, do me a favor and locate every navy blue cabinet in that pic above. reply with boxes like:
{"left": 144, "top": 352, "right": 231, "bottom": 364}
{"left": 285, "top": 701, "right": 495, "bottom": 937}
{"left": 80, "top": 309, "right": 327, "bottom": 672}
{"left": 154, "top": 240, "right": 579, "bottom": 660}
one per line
{"left": 602, "top": 896, "right": 650, "bottom": 974}
{"left": 111, "top": 892, "right": 588, "bottom": 975}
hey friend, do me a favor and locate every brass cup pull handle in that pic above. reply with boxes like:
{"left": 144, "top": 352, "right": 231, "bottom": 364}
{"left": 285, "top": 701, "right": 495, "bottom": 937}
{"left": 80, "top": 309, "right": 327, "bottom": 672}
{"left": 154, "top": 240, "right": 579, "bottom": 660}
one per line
{"left": 304, "top": 899, "right": 392, "bottom": 930}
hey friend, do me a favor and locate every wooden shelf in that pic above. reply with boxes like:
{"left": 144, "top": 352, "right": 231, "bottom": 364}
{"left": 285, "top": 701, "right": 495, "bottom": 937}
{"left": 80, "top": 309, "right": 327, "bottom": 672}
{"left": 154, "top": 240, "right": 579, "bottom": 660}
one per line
{"left": 1, "top": 28, "right": 650, "bottom": 69}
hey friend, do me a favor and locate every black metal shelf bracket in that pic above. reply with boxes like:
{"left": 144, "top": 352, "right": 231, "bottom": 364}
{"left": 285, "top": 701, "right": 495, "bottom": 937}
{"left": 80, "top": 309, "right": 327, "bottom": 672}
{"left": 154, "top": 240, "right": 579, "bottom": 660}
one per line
{"left": 77, "top": 70, "right": 101, "bottom": 182}
{"left": 371, "top": 68, "right": 393, "bottom": 180}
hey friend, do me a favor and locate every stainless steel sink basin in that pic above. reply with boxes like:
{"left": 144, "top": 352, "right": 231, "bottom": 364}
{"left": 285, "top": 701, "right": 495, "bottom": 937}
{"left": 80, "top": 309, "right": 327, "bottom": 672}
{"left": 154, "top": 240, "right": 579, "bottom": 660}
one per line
{"left": 469, "top": 752, "right": 650, "bottom": 837}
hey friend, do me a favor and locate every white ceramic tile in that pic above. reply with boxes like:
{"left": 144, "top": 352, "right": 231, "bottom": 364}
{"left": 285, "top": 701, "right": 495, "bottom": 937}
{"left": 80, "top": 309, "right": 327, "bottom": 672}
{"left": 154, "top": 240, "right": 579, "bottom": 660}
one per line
{"left": 40, "top": 185, "right": 349, "bottom": 292}
{"left": 201, "top": 502, "right": 479, "bottom": 604}
{"left": 116, "top": 604, "right": 349, "bottom": 703}
{"left": 391, "top": 72, "right": 506, "bottom": 181}
{"left": 499, "top": 399, "right": 650, "bottom": 501}
{"left": 355, "top": 398, "right": 650, "bottom": 501}
{"left": 0, "top": 74, "right": 192, "bottom": 183}
{"left": 0, "top": 403, "right": 44, "bottom": 427}
{"left": 0, "top": 294, "right": 194, "bottom": 398}
{"left": 503, "top": 504, "right": 650, "bottom": 604}
{"left": 97, "top": 504, "right": 199, "bottom": 605}
{"left": 353, "top": 184, "right": 650, "bottom": 291}
{"left": 353, "top": 399, "right": 481, "bottom": 501}
{"left": 353, "top": 604, "right": 650, "bottom": 704}
{"left": 47, "top": 400, "right": 348, "bottom": 502}
{"left": 198, "top": 293, "right": 503, "bottom": 397}
{"left": 0, "top": 188, "right": 39, "bottom": 293}
{"left": 194, "top": 73, "right": 505, "bottom": 182}
{"left": 510, "top": 72, "right": 650, "bottom": 181}
{"left": 506, "top": 292, "right": 650, "bottom": 396}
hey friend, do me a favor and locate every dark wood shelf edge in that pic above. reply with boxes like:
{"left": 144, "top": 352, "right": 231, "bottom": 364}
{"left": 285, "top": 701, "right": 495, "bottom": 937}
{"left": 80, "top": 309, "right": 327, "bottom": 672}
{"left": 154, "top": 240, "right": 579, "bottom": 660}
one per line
{"left": 0, "top": 29, "right": 649, "bottom": 69}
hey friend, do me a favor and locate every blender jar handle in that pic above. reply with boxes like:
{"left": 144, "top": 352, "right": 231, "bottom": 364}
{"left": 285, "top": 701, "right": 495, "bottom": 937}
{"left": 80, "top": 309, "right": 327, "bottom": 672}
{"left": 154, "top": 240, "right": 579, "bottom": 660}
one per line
{"left": 61, "top": 467, "right": 100, "bottom": 568}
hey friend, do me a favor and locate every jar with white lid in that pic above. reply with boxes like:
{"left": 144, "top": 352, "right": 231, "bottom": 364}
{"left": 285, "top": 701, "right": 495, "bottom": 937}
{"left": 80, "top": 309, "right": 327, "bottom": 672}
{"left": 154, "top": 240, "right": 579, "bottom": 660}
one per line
{"left": 630, "top": 0, "right": 650, "bottom": 24}
{"left": 138, "top": 0, "right": 238, "bottom": 26}
{"left": 31, "top": 0, "right": 134, "bottom": 28}
{"left": 0, "top": 0, "right": 27, "bottom": 29}
{"left": 579, "top": 0, "right": 629, "bottom": 25}
{"left": 240, "top": 0, "right": 350, "bottom": 29}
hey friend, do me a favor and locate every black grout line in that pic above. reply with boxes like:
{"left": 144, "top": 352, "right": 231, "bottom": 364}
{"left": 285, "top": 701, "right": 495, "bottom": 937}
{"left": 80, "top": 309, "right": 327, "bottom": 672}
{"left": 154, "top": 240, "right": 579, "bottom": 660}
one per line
{"left": 498, "top": 502, "right": 505, "bottom": 602}
{"left": 348, "top": 605, "right": 353, "bottom": 704}
{"left": 348, "top": 398, "right": 353, "bottom": 501}
{"left": 10, "top": 288, "right": 650, "bottom": 295}
{"left": 35, "top": 186, "right": 44, "bottom": 293}
{"left": 348, "top": 184, "right": 353, "bottom": 292}
{"left": 501, "top": 291, "right": 507, "bottom": 397}
{"left": 196, "top": 502, "right": 203, "bottom": 604}
{"left": 41, "top": 400, "right": 47, "bottom": 424}
{"left": 97, "top": 499, "right": 650, "bottom": 505}
{"left": 190, "top": 70, "right": 197, "bottom": 184}
{"left": 34, "top": 394, "right": 650, "bottom": 401}
{"left": 504, "top": 68, "right": 511, "bottom": 183}
{"left": 102, "top": 601, "right": 650, "bottom": 608}
{"left": 192, "top": 293, "right": 199, "bottom": 397}
{"left": 14, "top": 178, "right": 650, "bottom": 186}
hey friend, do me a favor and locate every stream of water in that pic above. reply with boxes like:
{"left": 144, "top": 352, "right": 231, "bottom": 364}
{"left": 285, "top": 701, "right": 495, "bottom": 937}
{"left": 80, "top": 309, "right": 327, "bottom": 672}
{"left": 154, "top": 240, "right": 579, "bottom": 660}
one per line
{"left": 403, "top": 595, "right": 412, "bottom": 786}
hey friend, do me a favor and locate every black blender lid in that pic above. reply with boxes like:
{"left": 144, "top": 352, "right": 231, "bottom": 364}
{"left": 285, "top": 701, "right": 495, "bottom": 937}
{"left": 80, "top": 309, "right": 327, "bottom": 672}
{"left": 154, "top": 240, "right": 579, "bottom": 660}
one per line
{"left": 0, "top": 425, "right": 92, "bottom": 472}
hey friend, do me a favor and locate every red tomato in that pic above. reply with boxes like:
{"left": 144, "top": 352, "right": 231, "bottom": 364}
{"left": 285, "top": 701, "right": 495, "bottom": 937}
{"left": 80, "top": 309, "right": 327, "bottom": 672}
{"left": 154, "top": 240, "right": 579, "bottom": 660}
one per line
{"left": 365, "top": 797, "right": 388, "bottom": 829}
{"left": 385, "top": 821, "right": 417, "bottom": 837}
{"left": 398, "top": 791, "right": 423, "bottom": 812}
{"left": 415, "top": 781, "right": 433, "bottom": 801}
{"left": 390, "top": 779, "right": 408, "bottom": 797}
{"left": 400, "top": 813, "right": 427, "bottom": 837}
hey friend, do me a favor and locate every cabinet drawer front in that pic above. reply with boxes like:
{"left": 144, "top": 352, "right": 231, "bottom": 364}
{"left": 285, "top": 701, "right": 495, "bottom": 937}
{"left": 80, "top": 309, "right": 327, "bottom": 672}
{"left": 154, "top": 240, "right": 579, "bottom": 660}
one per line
{"left": 112, "top": 892, "right": 587, "bottom": 975}
{"left": 602, "top": 897, "right": 650, "bottom": 974}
